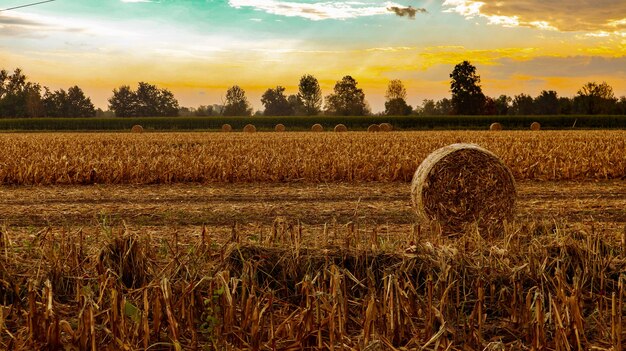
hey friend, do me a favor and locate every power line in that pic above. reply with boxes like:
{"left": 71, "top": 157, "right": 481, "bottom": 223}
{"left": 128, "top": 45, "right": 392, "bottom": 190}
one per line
{"left": 0, "top": 0, "right": 56, "bottom": 12}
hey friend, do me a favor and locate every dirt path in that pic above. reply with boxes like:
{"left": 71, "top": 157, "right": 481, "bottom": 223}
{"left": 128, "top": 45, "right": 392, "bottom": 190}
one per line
{"left": 0, "top": 181, "right": 624, "bottom": 232}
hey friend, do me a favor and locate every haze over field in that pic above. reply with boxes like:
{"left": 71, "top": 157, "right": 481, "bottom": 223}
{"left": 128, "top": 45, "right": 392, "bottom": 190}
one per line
{"left": 1, "top": 0, "right": 625, "bottom": 112}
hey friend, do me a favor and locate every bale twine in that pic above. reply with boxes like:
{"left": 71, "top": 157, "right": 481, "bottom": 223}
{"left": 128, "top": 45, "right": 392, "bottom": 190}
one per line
{"left": 489, "top": 122, "right": 503, "bottom": 131}
{"left": 530, "top": 122, "right": 541, "bottom": 131}
{"left": 411, "top": 143, "right": 516, "bottom": 235}
{"left": 275, "top": 124, "right": 286, "bottom": 132}
{"left": 334, "top": 124, "right": 348, "bottom": 132}
{"left": 243, "top": 124, "right": 257, "bottom": 133}
{"left": 379, "top": 123, "right": 393, "bottom": 132}
{"left": 130, "top": 125, "right": 144, "bottom": 133}
{"left": 311, "top": 124, "right": 324, "bottom": 132}
{"left": 222, "top": 124, "right": 232, "bottom": 132}
{"left": 367, "top": 124, "right": 381, "bottom": 133}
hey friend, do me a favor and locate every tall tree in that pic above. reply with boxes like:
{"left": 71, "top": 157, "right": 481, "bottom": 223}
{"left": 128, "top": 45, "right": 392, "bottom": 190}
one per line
{"left": 494, "top": 95, "right": 511, "bottom": 115}
{"left": 384, "top": 79, "right": 412, "bottom": 115}
{"left": 449, "top": 61, "right": 486, "bottom": 115}
{"left": 108, "top": 85, "right": 138, "bottom": 117}
{"left": 223, "top": 85, "right": 252, "bottom": 116}
{"left": 0, "top": 68, "right": 44, "bottom": 118}
{"left": 534, "top": 90, "right": 560, "bottom": 115}
{"left": 324, "top": 76, "right": 369, "bottom": 116}
{"left": 108, "top": 83, "right": 178, "bottom": 117}
{"left": 574, "top": 81, "right": 616, "bottom": 114}
{"left": 298, "top": 74, "right": 322, "bottom": 115}
{"left": 66, "top": 86, "right": 96, "bottom": 117}
{"left": 261, "top": 86, "right": 293, "bottom": 116}
{"left": 510, "top": 94, "right": 535, "bottom": 115}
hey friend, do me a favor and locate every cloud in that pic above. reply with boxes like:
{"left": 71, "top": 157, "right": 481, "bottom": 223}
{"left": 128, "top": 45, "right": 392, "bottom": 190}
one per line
{"left": 228, "top": 0, "right": 424, "bottom": 21}
{"left": 442, "top": 0, "right": 626, "bottom": 34}
{"left": 388, "top": 6, "right": 427, "bottom": 19}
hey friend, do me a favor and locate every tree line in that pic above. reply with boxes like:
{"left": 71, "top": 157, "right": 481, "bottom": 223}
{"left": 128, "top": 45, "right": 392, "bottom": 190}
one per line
{"left": 2, "top": 63, "right": 626, "bottom": 118}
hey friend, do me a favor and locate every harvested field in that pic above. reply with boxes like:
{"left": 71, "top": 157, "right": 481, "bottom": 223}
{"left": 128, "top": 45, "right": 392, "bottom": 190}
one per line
{"left": 0, "top": 131, "right": 624, "bottom": 185}
{"left": 0, "top": 129, "right": 624, "bottom": 350}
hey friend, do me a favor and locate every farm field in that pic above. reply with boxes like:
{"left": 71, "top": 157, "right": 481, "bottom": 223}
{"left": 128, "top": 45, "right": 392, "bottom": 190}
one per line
{"left": 0, "top": 131, "right": 625, "bottom": 350}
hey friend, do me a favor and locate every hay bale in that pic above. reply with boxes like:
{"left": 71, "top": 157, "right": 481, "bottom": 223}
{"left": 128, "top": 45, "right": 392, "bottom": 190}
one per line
{"left": 411, "top": 143, "right": 516, "bottom": 235}
{"left": 334, "top": 124, "right": 348, "bottom": 132}
{"left": 368, "top": 124, "right": 381, "bottom": 133}
{"left": 311, "top": 124, "right": 324, "bottom": 132}
{"left": 243, "top": 124, "right": 257, "bottom": 133}
{"left": 489, "top": 122, "right": 503, "bottom": 131}
{"left": 379, "top": 123, "right": 393, "bottom": 132}
{"left": 530, "top": 122, "right": 541, "bottom": 131}
{"left": 275, "top": 124, "right": 286, "bottom": 132}
{"left": 222, "top": 124, "right": 232, "bottom": 132}
{"left": 131, "top": 125, "right": 144, "bottom": 133}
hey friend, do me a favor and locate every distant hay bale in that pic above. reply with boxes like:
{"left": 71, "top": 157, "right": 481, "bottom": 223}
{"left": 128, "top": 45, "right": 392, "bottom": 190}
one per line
{"left": 243, "top": 124, "right": 257, "bottom": 133}
{"left": 311, "top": 124, "right": 324, "bottom": 132}
{"left": 131, "top": 125, "right": 143, "bottom": 133}
{"left": 275, "top": 124, "right": 286, "bottom": 132}
{"left": 222, "top": 124, "right": 232, "bottom": 132}
{"left": 368, "top": 124, "right": 381, "bottom": 133}
{"left": 489, "top": 122, "right": 503, "bottom": 131}
{"left": 334, "top": 124, "right": 348, "bottom": 132}
{"left": 411, "top": 143, "right": 516, "bottom": 235}
{"left": 379, "top": 123, "right": 393, "bottom": 132}
{"left": 531, "top": 122, "right": 541, "bottom": 131}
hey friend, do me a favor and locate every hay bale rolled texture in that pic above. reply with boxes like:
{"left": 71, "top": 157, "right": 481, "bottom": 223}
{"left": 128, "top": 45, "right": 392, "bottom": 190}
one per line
{"left": 311, "top": 124, "right": 324, "bottom": 132}
{"left": 334, "top": 124, "right": 348, "bottom": 132}
{"left": 379, "top": 123, "right": 393, "bottom": 132}
{"left": 367, "top": 124, "right": 380, "bottom": 133}
{"left": 530, "top": 122, "right": 541, "bottom": 131}
{"left": 275, "top": 124, "right": 286, "bottom": 132}
{"left": 222, "top": 124, "right": 232, "bottom": 132}
{"left": 243, "top": 124, "right": 257, "bottom": 133}
{"left": 489, "top": 122, "right": 503, "bottom": 131}
{"left": 131, "top": 125, "right": 144, "bottom": 133}
{"left": 411, "top": 143, "right": 516, "bottom": 235}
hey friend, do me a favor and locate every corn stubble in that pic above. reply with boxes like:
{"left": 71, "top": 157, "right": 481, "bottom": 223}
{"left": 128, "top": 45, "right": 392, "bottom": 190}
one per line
{"left": 0, "top": 131, "right": 624, "bottom": 185}
{"left": 0, "top": 221, "right": 624, "bottom": 349}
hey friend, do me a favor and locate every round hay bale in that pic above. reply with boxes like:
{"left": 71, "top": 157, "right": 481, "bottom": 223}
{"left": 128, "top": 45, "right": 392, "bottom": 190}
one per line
{"left": 411, "top": 143, "right": 516, "bottom": 235}
{"left": 530, "top": 122, "right": 541, "bottom": 131}
{"left": 489, "top": 122, "right": 503, "bottom": 131}
{"left": 131, "top": 125, "right": 144, "bottom": 133}
{"left": 275, "top": 124, "right": 286, "bottom": 132}
{"left": 334, "top": 124, "right": 348, "bottom": 132}
{"left": 222, "top": 124, "right": 232, "bottom": 132}
{"left": 367, "top": 124, "right": 381, "bottom": 133}
{"left": 243, "top": 124, "right": 256, "bottom": 133}
{"left": 379, "top": 123, "right": 393, "bottom": 132}
{"left": 311, "top": 124, "right": 324, "bottom": 132}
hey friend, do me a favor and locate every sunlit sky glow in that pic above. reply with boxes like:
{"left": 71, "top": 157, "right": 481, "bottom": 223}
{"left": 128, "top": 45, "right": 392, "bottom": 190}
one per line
{"left": 1, "top": 0, "right": 625, "bottom": 112}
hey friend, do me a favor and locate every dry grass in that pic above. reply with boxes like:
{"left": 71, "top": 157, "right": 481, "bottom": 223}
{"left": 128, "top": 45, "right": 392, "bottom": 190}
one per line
{"left": 411, "top": 144, "right": 516, "bottom": 235}
{"left": 311, "top": 123, "right": 324, "bottom": 132}
{"left": 0, "top": 131, "right": 624, "bottom": 185}
{"left": 0, "top": 219, "right": 623, "bottom": 350}
{"left": 334, "top": 124, "right": 348, "bottom": 132}
{"left": 490, "top": 123, "right": 503, "bottom": 131}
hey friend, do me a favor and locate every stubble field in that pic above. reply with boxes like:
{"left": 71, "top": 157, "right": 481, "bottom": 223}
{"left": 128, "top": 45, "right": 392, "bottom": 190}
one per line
{"left": 0, "top": 130, "right": 625, "bottom": 350}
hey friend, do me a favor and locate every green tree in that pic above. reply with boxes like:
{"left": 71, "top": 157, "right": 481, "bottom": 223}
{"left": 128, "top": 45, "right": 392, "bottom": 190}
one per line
{"left": 559, "top": 97, "right": 573, "bottom": 115}
{"left": 574, "top": 81, "right": 616, "bottom": 114}
{"left": 418, "top": 99, "right": 436, "bottom": 115}
{"left": 223, "top": 85, "right": 252, "bottom": 116}
{"left": 510, "top": 94, "right": 535, "bottom": 115}
{"left": 0, "top": 68, "right": 44, "bottom": 118}
{"left": 494, "top": 95, "right": 511, "bottom": 115}
{"left": 298, "top": 74, "right": 322, "bottom": 115}
{"left": 435, "top": 98, "right": 454, "bottom": 115}
{"left": 108, "top": 85, "right": 138, "bottom": 117}
{"left": 261, "top": 86, "right": 293, "bottom": 116}
{"left": 534, "top": 90, "right": 560, "bottom": 115}
{"left": 324, "top": 75, "right": 369, "bottom": 116}
{"left": 384, "top": 79, "right": 412, "bottom": 115}
{"left": 287, "top": 94, "right": 305, "bottom": 116}
{"left": 449, "top": 61, "right": 486, "bottom": 115}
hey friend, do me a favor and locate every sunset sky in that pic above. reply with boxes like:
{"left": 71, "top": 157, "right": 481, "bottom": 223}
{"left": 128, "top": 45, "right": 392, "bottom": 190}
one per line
{"left": 1, "top": 0, "right": 625, "bottom": 112}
